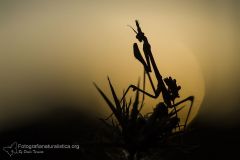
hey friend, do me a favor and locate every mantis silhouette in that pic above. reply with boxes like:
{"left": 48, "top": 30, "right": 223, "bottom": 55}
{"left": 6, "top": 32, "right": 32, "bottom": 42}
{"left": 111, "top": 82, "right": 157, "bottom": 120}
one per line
{"left": 121, "top": 20, "right": 194, "bottom": 130}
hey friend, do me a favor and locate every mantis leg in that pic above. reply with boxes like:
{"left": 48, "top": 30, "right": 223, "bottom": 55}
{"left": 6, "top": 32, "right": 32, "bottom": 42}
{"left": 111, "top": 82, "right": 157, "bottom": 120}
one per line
{"left": 139, "top": 68, "right": 146, "bottom": 111}
{"left": 120, "top": 68, "right": 160, "bottom": 103}
{"left": 120, "top": 85, "right": 155, "bottom": 103}
{"left": 171, "top": 96, "right": 194, "bottom": 131}
{"left": 105, "top": 69, "right": 147, "bottom": 121}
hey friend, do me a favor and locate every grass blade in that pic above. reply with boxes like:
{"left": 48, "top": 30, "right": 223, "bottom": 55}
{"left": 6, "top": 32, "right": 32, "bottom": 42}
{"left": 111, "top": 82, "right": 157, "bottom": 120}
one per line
{"left": 93, "top": 82, "right": 123, "bottom": 126}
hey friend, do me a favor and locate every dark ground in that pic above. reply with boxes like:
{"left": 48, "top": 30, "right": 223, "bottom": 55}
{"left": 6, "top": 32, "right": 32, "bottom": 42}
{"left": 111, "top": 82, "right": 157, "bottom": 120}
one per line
{"left": 0, "top": 107, "right": 239, "bottom": 160}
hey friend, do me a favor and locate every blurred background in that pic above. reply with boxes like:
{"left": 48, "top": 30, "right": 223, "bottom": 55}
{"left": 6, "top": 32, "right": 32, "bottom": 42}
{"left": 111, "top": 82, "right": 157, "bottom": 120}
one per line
{"left": 0, "top": 0, "right": 240, "bottom": 159}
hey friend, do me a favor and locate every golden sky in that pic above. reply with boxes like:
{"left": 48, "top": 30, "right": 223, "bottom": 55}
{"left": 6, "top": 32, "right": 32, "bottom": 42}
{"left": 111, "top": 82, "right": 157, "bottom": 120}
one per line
{"left": 0, "top": 0, "right": 239, "bottom": 130}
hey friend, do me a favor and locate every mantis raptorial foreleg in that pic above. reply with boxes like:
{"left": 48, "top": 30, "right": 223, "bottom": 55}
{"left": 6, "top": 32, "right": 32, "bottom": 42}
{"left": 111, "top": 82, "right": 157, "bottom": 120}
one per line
{"left": 120, "top": 44, "right": 159, "bottom": 103}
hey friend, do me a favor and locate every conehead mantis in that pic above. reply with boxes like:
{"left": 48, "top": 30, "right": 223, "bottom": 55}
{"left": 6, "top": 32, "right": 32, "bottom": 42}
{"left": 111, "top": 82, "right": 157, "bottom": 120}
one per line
{"left": 122, "top": 20, "right": 194, "bottom": 130}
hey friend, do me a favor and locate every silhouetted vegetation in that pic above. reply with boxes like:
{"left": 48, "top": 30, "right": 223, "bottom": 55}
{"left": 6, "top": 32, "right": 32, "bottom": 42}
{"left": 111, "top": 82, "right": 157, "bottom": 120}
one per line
{"left": 94, "top": 20, "right": 194, "bottom": 160}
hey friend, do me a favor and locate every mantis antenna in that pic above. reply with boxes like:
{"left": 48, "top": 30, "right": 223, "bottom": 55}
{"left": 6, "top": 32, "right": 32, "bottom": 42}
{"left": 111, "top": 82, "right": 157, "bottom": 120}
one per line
{"left": 127, "top": 25, "right": 138, "bottom": 34}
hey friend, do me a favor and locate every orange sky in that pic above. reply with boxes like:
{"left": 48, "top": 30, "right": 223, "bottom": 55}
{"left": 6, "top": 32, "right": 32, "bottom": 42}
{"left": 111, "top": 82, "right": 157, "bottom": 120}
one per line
{"left": 0, "top": 0, "right": 239, "bottom": 130}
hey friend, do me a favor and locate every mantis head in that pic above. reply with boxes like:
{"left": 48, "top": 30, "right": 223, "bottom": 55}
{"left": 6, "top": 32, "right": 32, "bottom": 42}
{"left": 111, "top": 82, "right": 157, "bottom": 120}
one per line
{"left": 128, "top": 20, "right": 145, "bottom": 42}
